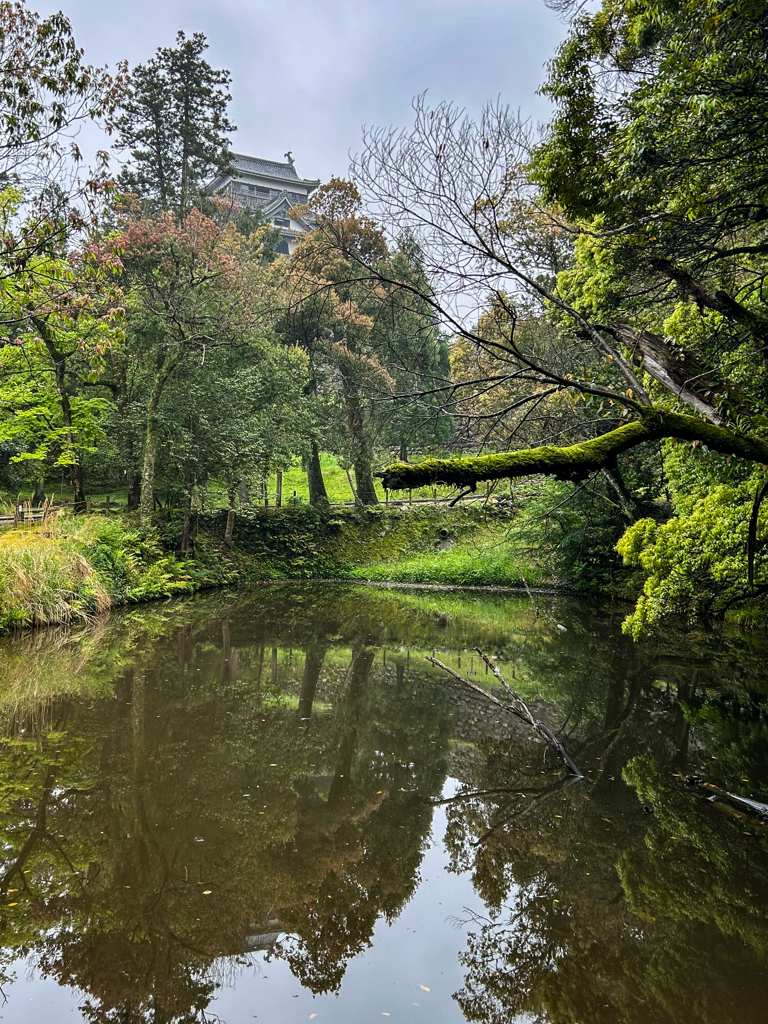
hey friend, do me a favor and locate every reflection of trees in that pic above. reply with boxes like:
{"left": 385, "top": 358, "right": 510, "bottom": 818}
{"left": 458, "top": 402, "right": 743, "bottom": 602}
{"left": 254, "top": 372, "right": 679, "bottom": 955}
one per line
{"left": 3, "top": 585, "right": 768, "bottom": 1021}
{"left": 271, "top": 653, "right": 448, "bottom": 994}
{"left": 0, "top": 597, "right": 453, "bottom": 1021}
{"left": 439, "top": 639, "right": 768, "bottom": 1024}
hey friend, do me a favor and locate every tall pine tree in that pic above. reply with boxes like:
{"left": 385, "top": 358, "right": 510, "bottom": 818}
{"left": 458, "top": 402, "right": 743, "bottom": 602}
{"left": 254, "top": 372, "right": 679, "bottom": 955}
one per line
{"left": 116, "top": 31, "right": 235, "bottom": 219}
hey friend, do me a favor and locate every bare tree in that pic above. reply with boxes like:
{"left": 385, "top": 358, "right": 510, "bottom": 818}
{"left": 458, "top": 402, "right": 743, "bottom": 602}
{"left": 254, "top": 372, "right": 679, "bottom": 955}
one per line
{"left": 313, "top": 96, "right": 768, "bottom": 491}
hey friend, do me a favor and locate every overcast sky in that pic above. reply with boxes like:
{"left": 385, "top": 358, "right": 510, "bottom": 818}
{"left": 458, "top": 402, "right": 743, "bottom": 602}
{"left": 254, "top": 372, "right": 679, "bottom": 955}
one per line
{"left": 36, "top": 0, "right": 567, "bottom": 182}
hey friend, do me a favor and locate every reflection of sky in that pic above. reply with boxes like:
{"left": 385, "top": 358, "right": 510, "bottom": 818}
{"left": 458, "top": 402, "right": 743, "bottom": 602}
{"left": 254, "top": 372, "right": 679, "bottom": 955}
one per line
{"left": 0, "top": 782, "right": 527, "bottom": 1024}
{"left": 31, "top": 0, "right": 567, "bottom": 183}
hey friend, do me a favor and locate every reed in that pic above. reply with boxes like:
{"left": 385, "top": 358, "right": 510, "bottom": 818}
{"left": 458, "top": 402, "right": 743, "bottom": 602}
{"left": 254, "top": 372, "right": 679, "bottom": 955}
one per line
{"left": 0, "top": 513, "right": 203, "bottom": 633}
{"left": 0, "top": 524, "right": 111, "bottom": 629}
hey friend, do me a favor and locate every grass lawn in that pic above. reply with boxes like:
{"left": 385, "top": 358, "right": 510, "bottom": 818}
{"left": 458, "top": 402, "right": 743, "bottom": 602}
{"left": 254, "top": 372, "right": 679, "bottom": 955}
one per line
{"left": 3, "top": 454, "right": 507, "bottom": 510}
{"left": 354, "top": 526, "right": 546, "bottom": 588}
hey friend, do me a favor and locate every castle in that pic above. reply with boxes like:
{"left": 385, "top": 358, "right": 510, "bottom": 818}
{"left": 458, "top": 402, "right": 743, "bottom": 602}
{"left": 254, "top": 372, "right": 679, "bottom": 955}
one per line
{"left": 209, "top": 152, "right": 320, "bottom": 255}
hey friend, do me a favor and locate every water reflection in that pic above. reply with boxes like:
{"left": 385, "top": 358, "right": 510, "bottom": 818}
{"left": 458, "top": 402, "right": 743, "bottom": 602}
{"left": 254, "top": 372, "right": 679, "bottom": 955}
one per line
{"left": 0, "top": 584, "right": 766, "bottom": 1023}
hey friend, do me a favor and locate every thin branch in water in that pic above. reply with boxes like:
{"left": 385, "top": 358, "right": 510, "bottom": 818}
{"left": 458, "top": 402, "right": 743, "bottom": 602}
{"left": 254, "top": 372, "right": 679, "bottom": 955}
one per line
{"left": 426, "top": 651, "right": 582, "bottom": 776}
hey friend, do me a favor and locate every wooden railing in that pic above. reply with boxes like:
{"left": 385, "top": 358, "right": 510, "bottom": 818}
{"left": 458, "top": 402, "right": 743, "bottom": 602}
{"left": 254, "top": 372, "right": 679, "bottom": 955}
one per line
{"left": 0, "top": 480, "right": 513, "bottom": 529}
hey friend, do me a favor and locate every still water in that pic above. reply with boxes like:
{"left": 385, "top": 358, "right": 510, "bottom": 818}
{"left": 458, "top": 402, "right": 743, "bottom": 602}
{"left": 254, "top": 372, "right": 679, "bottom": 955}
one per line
{"left": 0, "top": 583, "right": 767, "bottom": 1024}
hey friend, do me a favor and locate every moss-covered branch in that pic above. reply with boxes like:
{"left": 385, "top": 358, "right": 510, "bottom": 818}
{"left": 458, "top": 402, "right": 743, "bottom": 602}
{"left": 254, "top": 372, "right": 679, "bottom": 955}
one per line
{"left": 378, "top": 409, "right": 768, "bottom": 491}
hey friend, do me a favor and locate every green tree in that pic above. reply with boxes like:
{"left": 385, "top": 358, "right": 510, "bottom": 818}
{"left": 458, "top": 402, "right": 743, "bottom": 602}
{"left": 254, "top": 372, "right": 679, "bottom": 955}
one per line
{"left": 0, "top": 206, "right": 125, "bottom": 511}
{"left": 116, "top": 31, "right": 235, "bottom": 220}
{"left": 342, "top": 11, "right": 768, "bottom": 627}
{"left": 155, "top": 339, "right": 309, "bottom": 539}
{"left": 286, "top": 179, "right": 454, "bottom": 504}
{"left": 104, "top": 212, "right": 271, "bottom": 523}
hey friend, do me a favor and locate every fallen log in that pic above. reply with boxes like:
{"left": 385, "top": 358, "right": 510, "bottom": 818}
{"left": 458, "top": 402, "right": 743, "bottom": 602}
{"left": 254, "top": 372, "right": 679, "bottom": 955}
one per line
{"left": 687, "top": 777, "right": 768, "bottom": 821}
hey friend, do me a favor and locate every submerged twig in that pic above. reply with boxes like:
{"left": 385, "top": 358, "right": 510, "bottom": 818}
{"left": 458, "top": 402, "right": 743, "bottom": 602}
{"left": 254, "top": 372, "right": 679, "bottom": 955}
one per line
{"left": 473, "top": 774, "right": 581, "bottom": 846}
{"left": 426, "top": 650, "right": 583, "bottom": 777}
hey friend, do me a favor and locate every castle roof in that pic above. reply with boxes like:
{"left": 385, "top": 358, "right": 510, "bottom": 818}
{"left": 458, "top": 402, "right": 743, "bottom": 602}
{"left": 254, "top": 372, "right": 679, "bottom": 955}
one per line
{"left": 262, "top": 190, "right": 308, "bottom": 217}
{"left": 227, "top": 152, "right": 320, "bottom": 187}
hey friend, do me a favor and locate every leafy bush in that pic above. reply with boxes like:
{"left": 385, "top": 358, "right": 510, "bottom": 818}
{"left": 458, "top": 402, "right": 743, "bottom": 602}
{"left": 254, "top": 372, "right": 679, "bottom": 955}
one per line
{"left": 617, "top": 477, "right": 768, "bottom": 638}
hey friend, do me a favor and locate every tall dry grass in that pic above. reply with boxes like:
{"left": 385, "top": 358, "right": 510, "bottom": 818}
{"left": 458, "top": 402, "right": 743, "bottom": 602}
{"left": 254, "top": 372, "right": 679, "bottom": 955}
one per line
{"left": 0, "top": 518, "right": 111, "bottom": 630}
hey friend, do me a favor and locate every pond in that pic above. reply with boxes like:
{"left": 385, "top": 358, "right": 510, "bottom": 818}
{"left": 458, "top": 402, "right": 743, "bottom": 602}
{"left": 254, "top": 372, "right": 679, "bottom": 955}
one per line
{"left": 0, "top": 583, "right": 767, "bottom": 1024}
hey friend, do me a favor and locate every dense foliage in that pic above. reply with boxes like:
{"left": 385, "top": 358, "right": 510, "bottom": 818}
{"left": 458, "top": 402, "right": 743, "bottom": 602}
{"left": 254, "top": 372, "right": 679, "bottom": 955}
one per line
{"left": 1, "top": 0, "right": 767, "bottom": 633}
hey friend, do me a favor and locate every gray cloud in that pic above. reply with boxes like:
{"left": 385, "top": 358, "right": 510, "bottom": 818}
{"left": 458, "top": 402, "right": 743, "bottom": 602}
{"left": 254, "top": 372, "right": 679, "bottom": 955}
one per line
{"left": 35, "top": 0, "right": 565, "bottom": 182}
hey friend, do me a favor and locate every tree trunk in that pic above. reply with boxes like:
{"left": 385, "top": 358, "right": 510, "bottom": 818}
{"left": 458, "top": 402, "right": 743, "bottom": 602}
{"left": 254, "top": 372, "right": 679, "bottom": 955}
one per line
{"left": 53, "top": 358, "right": 87, "bottom": 513}
{"left": 345, "top": 467, "right": 360, "bottom": 505}
{"left": 353, "top": 456, "right": 379, "bottom": 506}
{"left": 399, "top": 440, "right": 409, "bottom": 462}
{"left": 180, "top": 492, "right": 191, "bottom": 554}
{"left": 224, "top": 509, "right": 235, "bottom": 543}
{"left": 605, "top": 323, "right": 749, "bottom": 424}
{"left": 32, "top": 476, "right": 45, "bottom": 507}
{"left": 110, "top": 350, "right": 142, "bottom": 512}
{"left": 306, "top": 440, "right": 329, "bottom": 505}
{"left": 127, "top": 473, "right": 142, "bottom": 511}
{"left": 380, "top": 408, "right": 768, "bottom": 492}
{"left": 601, "top": 466, "right": 636, "bottom": 522}
{"left": 342, "top": 377, "right": 379, "bottom": 505}
{"left": 139, "top": 377, "right": 165, "bottom": 525}
{"left": 34, "top": 319, "right": 87, "bottom": 513}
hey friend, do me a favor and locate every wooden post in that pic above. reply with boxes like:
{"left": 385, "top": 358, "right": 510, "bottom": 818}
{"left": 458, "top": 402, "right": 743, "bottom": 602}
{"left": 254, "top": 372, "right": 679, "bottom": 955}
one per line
{"left": 105, "top": 494, "right": 111, "bottom": 513}
{"left": 86, "top": 498, "right": 92, "bottom": 514}
{"left": 433, "top": 486, "right": 437, "bottom": 507}
{"left": 276, "top": 470, "right": 283, "bottom": 508}
{"left": 345, "top": 467, "right": 359, "bottom": 505}
{"left": 225, "top": 508, "right": 235, "bottom": 543}
{"left": 409, "top": 489, "right": 413, "bottom": 505}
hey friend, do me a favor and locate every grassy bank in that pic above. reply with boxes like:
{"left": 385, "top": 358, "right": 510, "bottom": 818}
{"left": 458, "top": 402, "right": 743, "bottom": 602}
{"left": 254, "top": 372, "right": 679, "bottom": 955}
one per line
{"left": 202, "top": 503, "right": 535, "bottom": 587}
{"left": 0, "top": 515, "right": 232, "bottom": 631}
{"left": 0, "top": 504, "right": 535, "bottom": 631}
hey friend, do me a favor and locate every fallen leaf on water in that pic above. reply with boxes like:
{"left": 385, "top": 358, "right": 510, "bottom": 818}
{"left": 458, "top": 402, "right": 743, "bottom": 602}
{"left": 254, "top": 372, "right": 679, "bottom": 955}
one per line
{"left": 202, "top": 890, "right": 212, "bottom": 895}
{"left": 420, "top": 985, "right": 431, "bottom": 992}
{"left": 6, "top": 903, "right": 17, "bottom": 907}
{"left": 309, "top": 1015, "right": 317, "bottom": 1020}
